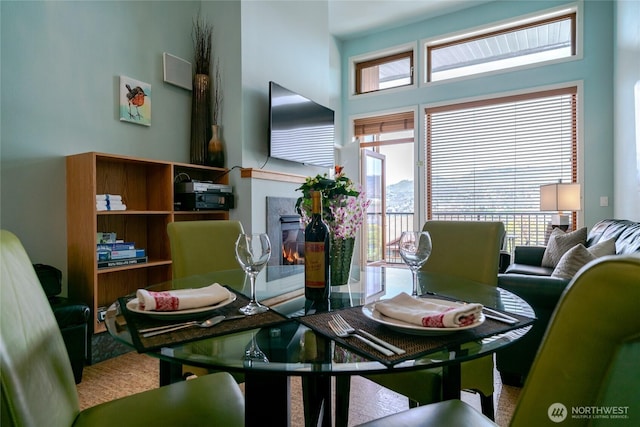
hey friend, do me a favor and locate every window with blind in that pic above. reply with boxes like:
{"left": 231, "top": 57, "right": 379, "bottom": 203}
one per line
{"left": 355, "top": 112, "right": 415, "bottom": 144}
{"left": 425, "top": 87, "right": 577, "bottom": 244}
{"left": 355, "top": 111, "right": 416, "bottom": 262}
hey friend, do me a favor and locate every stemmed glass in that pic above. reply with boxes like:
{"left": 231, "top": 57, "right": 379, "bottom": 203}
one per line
{"left": 235, "top": 233, "right": 271, "bottom": 315}
{"left": 399, "top": 231, "right": 432, "bottom": 297}
{"left": 244, "top": 331, "right": 269, "bottom": 365}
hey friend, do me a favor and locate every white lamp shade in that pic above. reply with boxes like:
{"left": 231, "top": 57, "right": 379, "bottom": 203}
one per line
{"left": 540, "top": 183, "right": 581, "bottom": 211}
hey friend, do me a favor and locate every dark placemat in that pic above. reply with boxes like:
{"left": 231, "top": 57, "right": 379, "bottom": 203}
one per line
{"left": 119, "top": 290, "right": 288, "bottom": 353}
{"left": 297, "top": 302, "right": 535, "bottom": 366}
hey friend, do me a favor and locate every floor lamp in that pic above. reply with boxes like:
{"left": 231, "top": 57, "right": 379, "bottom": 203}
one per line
{"left": 540, "top": 183, "right": 581, "bottom": 230}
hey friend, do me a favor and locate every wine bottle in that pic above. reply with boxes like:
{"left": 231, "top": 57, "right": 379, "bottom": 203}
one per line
{"left": 304, "top": 191, "right": 330, "bottom": 301}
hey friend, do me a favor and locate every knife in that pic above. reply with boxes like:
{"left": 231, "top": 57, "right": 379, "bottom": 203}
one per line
{"left": 140, "top": 314, "right": 245, "bottom": 337}
{"left": 357, "top": 329, "right": 406, "bottom": 355}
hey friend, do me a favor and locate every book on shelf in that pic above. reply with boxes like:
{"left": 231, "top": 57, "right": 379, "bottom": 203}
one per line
{"left": 98, "top": 256, "right": 148, "bottom": 269}
{"left": 97, "top": 248, "right": 146, "bottom": 261}
{"left": 97, "top": 232, "right": 118, "bottom": 243}
{"left": 96, "top": 242, "right": 136, "bottom": 251}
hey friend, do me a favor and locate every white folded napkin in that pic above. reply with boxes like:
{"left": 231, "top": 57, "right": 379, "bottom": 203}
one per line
{"left": 136, "top": 283, "right": 229, "bottom": 312}
{"left": 374, "top": 292, "right": 482, "bottom": 328}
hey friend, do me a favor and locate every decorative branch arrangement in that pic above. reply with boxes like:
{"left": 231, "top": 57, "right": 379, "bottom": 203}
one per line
{"left": 212, "top": 59, "right": 223, "bottom": 125}
{"left": 190, "top": 12, "right": 224, "bottom": 166}
{"left": 192, "top": 13, "right": 212, "bottom": 75}
{"left": 192, "top": 13, "right": 223, "bottom": 125}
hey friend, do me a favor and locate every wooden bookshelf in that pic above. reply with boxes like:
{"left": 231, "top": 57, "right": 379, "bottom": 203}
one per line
{"left": 66, "top": 152, "right": 229, "bottom": 334}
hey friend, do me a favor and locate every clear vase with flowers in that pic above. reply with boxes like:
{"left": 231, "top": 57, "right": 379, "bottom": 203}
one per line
{"left": 296, "top": 166, "right": 371, "bottom": 285}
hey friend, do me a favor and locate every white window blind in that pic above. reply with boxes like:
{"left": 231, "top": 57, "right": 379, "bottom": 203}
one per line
{"left": 426, "top": 87, "right": 577, "bottom": 220}
{"left": 354, "top": 111, "right": 414, "bottom": 139}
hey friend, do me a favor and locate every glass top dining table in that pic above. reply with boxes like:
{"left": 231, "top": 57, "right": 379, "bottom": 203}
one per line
{"left": 105, "top": 265, "right": 534, "bottom": 427}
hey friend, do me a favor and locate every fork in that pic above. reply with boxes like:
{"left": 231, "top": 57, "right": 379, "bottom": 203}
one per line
{"left": 333, "top": 314, "right": 406, "bottom": 355}
{"left": 329, "top": 315, "right": 397, "bottom": 357}
{"left": 328, "top": 318, "right": 394, "bottom": 356}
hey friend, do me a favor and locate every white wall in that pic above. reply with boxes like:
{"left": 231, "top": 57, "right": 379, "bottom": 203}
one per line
{"left": 231, "top": 0, "right": 338, "bottom": 233}
{"left": 614, "top": 0, "right": 640, "bottom": 220}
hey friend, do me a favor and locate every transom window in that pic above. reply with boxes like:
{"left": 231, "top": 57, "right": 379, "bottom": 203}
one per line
{"left": 427, "top": 11, "right": 576, "bottom": 82}
{"left": 355, "top": 50, "right": 414, "bottom": 94}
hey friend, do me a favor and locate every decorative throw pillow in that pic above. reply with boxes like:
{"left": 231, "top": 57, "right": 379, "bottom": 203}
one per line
{"left": 541, "top": 227, "right": 588, "bottom": 268}
{"left": 551, "top": 244, "right": 596, "bottom": 279}
{"left": 587, "top": 238, "right": 616, "bottom": 257}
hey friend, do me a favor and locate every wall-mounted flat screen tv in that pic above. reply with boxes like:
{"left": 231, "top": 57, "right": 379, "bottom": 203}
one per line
{"left": 269, "top": 81, "right": 335, "bottom": 168}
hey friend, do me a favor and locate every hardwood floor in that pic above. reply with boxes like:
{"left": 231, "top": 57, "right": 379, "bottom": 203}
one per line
{"left": 77, "top": 351, "right": 520, "bottom": 426}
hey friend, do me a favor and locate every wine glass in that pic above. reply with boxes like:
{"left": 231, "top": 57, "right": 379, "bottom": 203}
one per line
{"left": 399, "top": 231, "right": 432, "bottom": 296}
{"left": 235, "top": 233, "right": 272, "bottom": 315}
{"left": 244, "top": 331, "right": 269, "bottom": 365}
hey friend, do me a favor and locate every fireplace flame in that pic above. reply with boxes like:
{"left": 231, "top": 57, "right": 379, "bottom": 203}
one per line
{"left": 282, "top": 245, "right": 302, "bottom": 265}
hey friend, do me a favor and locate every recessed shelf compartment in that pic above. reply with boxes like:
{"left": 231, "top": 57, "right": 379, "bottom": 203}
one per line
{"left": 67, "top": 152, "right": 230, "bottom": 334}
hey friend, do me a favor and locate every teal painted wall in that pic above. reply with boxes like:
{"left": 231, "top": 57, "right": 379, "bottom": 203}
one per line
{"left": 1, "top": 1, "right": 201, "bottom": 281}
{"left": 0, "top": 0, "right": 337, "bottom": 292}
{"left": 339, "top": 0, "right": 622, "bottom": 229}
{"left": 1, "top": 0, "right": 635, "bottom": 295}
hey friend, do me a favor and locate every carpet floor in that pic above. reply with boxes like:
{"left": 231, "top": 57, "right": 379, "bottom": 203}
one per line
{"left": 76, "top": 351, "right": 520, "bottom": 426}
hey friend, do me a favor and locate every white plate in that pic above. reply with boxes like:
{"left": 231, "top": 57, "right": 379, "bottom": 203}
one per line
{"left": 126, "top": 288, "right": 236, "bottom": 320}
{"left": 361, "top": 298, "right": 485, "bottom": 336}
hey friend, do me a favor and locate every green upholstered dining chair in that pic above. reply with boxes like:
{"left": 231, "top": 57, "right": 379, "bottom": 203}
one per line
{"left": 0, "top": 229, "right": 245, "bottom": 427}
{"left": 356, "top": 254, "right": 640, "bottom": 427}
{"left": 339, "top": 221, "right": 505, "bottom": 424}
{"left": 167, "top": 220, "right": 244, "bottom": 279}
{"left": 166, "top": 220, "right": 245, "bottom": 381}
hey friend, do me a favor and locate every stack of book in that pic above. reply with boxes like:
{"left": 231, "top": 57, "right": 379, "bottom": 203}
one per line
{"left": 96, "top": 194, "right": 127, "bottom": 211}
{"left": 97, "top": 232, "right": 147, "bottom": 268}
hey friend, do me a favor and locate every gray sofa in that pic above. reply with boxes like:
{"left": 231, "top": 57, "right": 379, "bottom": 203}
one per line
{"left": 496, "top": 219, "right": 640, "bottom": 386}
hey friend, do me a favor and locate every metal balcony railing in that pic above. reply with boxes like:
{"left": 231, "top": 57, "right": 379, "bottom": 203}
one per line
{"left": 368, "top": 211, "right": 560, "bottom": 264}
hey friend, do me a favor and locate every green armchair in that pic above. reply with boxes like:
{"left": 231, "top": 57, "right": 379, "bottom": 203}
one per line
{"left": 356, "top": 254, "right": 640, "bottom": 427}
{"left": 166, "top": 220, "right": 246, "bottom": 382}
{"left": 167, "top": 220, "right": 244, "bottom": 279}
{"left": 337, "top": 221, "right": 505, "bottom": 425}
{"left": 1, "top": 230, "right": 245, "bottom": 427}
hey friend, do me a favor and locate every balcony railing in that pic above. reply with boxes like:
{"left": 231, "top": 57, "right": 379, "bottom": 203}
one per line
{"left": 368, "top": 211, "right": 560, "bottom": 264}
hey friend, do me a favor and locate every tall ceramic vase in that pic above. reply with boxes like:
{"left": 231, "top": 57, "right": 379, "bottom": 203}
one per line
{"left": 206, "top": 124, "right": 225, "bottom": 167}
{"left": 190, "top": 74, "right": 211, "bottom": 165}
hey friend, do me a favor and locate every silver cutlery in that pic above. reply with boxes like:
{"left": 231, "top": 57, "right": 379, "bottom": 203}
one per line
{"left": 481, "top": 307, "right": 519, "bottom": 324}
{"left": 452, "top": 297, "right": 520, "bottom": 325}
{"left": 356, "top": 328, "right": 406, "bottom": 355}
{"left": 329, "top": 314, "right": 404, "bottom": 356}
{"left": 333, "top": 314, "right": 406, "bottom": 355}
{"left": 140, "top": 314, "right": 245, "bottom": 338}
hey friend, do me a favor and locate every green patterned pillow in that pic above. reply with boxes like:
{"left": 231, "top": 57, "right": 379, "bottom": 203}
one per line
{"left": 541, "top": 227, "right": 588, "bottom": 268}
{"left": 551, "top": 244, "right": 595, "bottom": 279}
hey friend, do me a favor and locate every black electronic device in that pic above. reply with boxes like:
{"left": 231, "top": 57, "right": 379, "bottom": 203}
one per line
{"left": 269, "top": 81, "right": 335, "bottom": 168}
{"left": 174, "top": 192, "right": 234, "bottom": 211}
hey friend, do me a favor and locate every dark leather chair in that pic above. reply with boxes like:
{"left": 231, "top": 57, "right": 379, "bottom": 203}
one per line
{"left": 33, "top": 263, "right": 90, "bottom": 384}
{"left": 497, "top": 219, "right": 640, "bottom": 385}
{"left": 1, "top": 229, "right": 245, "bottom": 427}
{"left": 356, "top": 254, "right": 640, "bottom": 426}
